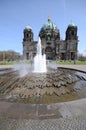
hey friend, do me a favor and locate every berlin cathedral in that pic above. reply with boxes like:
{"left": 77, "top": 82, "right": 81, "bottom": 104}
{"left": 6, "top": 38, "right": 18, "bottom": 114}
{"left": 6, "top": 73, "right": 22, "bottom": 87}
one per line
{"left": 22, "top": 17, "right": 78, "bottom": 61}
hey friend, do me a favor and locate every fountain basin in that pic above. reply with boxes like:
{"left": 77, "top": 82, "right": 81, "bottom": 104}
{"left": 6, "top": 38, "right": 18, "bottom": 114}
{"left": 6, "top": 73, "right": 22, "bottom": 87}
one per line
{"left": 0, "top": 67, "right": 86, "bottom": 104}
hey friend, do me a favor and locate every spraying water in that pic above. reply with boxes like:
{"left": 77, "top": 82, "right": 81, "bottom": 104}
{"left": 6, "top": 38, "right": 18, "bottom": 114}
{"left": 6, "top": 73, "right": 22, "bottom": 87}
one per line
{"left": 33, "top": 37, "right": 47, "bottom": 73}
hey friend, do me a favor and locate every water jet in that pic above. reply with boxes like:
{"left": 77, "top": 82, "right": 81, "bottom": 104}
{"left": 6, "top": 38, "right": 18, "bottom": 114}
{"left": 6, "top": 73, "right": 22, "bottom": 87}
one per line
{"left": 33, "top": 37, "right": 47, "bottom": 73}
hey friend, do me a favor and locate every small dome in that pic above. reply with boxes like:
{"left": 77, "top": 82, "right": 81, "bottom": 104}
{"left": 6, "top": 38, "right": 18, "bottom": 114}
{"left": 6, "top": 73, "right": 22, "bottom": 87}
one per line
{"left": 24, "top": 25, "right": 32, "bottom": 31}
{"left": 39, "top": 17, "right": 58, "bottom": 33}
{"left": 68, "top": 21, "right": 76, "bottom": 27}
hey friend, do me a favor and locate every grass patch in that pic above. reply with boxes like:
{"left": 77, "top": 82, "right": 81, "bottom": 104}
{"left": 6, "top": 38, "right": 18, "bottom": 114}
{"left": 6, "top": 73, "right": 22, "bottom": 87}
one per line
{"left": 57, "top": 61, "right": 86, "bottom": 65}
{"left": 0, "top": 61, "right": 30, "bottom": 65}
{"left": 0, "top": 60, "right": 86, "bottom": 65}
{"left": 0, "top": 61, "right": 13, "bottom": 65}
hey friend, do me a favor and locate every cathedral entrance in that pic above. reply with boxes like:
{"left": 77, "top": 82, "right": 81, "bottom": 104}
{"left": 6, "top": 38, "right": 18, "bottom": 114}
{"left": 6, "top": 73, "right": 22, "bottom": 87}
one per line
{"left": 26, "top": 53, "right": 29, "bottom": 60}
{"left": 61, "top": 53, "right": 66, "bottom": 60}
{"left": 71, "top": 52, "right": 75, "bottom": 60}
{"left": 45, "top": 47, "right": 53, "bottom": 60}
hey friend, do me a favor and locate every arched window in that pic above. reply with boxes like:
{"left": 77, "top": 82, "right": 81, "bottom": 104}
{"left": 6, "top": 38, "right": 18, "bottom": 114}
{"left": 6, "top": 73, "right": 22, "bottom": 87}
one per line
{"left": 27, "top": 33, "right": 28, "bottom": 37}
{"left": 71, "top": 31, "right": 74, "bottom": 36}
{"left": 45, "top": 47, "right": 52, "bottom": 52}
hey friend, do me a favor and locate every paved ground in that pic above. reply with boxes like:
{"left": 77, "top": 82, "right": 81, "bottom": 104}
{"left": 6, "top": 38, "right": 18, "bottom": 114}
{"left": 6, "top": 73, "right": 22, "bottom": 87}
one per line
{"left": 58, "top": 64, "right": 86, "bottom": 72}
{"left": 0, "top": 114, "right": 86, "bottom": 130}
{"left": 0, "top": 98, "right": 86, "bottom": 119}
{"left": 0, "top": 64, "right": 86, "bottom": 130}
{"left": 0, "top": 98, "right": 86, "bottom": 129}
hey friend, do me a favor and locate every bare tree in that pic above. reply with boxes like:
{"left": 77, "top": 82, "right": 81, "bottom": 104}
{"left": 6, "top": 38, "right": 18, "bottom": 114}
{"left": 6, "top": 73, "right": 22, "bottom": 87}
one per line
{"left": 78, "top": 53, "right": 86, "bottom": 61}
{"left": 0, "top": 50, "right": 22, "bottom": 61}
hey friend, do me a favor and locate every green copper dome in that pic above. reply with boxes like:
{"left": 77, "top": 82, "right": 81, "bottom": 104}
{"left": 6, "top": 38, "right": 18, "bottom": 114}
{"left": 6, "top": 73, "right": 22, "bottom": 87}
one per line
{"left": 25, "top": 25, "right": 32, "bottom": 30}
{"left": 39, "top": 17, "right": 58, "bottom": 33}
{"left": 68, "top": 21, "right": 76, "bottom": 27}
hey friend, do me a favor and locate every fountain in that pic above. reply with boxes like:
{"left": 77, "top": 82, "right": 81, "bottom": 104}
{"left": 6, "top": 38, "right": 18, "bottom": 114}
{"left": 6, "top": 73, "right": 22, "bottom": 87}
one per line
{"left": 33, "top": 37, "right": 47, "bottom": 73}
{"left": 0, "top": 38, "right": 86, "bottom": 104}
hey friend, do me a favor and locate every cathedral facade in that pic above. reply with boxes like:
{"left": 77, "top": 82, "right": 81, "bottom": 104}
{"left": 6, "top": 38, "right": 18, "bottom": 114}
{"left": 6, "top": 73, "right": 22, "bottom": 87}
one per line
{"left": 22, "top": 17, "right": 78, "bottom": 61}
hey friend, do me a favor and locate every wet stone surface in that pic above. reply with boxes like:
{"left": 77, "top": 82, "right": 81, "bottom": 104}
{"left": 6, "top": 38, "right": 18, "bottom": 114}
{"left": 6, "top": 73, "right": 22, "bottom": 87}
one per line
{"left": 0, "top": 68, "right": 86, "bottom": 103}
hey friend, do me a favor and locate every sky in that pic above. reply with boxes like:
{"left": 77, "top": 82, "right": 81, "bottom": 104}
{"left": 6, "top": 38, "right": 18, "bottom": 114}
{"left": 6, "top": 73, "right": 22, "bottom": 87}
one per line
{"left": 0, "top": 0, "right": 86, "bottom": 55}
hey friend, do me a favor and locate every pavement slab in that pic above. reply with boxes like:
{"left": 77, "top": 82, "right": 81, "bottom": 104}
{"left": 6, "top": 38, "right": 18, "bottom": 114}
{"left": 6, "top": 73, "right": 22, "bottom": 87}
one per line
{"left": 0, "top": 64, "right": 86, "bottom": 129}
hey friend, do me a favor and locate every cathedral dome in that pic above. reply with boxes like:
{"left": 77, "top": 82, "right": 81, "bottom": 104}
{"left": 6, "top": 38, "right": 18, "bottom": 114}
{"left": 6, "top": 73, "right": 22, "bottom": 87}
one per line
{"left": 24, "top": 25, "right": 32, "bottom": 31}
{"left": 39, "top": 17, "right": 59, "bottom": 34}
{"left": 68, "top": 21, "right": 77, "bottom": 28}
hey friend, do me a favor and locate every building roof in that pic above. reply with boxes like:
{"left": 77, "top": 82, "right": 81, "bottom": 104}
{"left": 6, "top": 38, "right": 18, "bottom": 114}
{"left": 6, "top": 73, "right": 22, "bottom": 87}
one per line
{"left": 39, "top": 17, "right": 59, "bottom": 33}
{"left": 24, "top": 25, "right": 32, "bottom": 31}
{"left": 68, "top": 21, "right": 77, "bottom": 27}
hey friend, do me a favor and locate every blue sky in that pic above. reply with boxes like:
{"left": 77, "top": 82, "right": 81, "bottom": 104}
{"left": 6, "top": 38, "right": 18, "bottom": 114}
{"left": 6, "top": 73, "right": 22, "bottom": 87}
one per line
{"left": 0, "top": 0, "right": 86, "bottom": 55}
